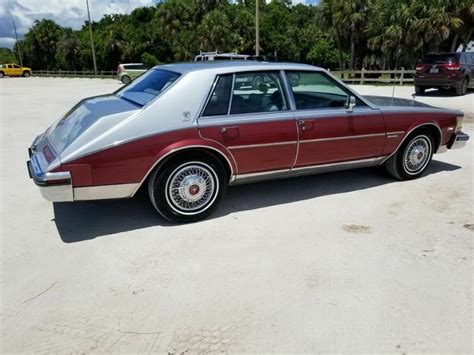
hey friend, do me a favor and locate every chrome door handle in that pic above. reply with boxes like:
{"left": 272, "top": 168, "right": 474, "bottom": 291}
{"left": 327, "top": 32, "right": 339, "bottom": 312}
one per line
{"left": 298, "top": 120, "right": 305, "bottom": 126}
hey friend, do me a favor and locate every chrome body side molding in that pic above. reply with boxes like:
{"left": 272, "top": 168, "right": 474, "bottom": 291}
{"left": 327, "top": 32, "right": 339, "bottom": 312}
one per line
{"left": 230, "top": 157, "right": 386, "bottom": 185}
{"left": 74, "top": 183, "right": 139, "bottom": 201}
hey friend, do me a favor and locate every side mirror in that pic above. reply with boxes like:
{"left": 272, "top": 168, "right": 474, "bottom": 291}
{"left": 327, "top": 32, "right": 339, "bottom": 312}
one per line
{"left": 346, "top": 95, "right": 356, "bottom": 113}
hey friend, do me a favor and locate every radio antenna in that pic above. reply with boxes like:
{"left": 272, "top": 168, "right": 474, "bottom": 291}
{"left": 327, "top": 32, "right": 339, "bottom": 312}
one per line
{"left": 391, "top": 47, "right": 401, "bottom": 106}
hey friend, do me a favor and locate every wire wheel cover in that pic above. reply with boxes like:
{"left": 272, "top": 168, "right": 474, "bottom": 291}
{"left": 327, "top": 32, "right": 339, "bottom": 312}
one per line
{"left": 167, "top": 164, "right": 216, "bottom": 212}
{"left": 403, "top": 136, "right": 431, "bottom": 173}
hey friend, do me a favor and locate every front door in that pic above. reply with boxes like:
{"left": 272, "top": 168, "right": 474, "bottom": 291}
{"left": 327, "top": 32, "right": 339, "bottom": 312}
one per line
{"left": 198, "top": 71, "right": 298, "bottom": 175}
{"left": 285, "top": 71, "right": 386, "bottom": 167}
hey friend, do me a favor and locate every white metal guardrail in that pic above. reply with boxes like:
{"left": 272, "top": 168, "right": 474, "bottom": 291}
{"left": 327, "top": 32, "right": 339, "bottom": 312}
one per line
{"left": 33, "top": 70, "right": 118, "bottom": 78}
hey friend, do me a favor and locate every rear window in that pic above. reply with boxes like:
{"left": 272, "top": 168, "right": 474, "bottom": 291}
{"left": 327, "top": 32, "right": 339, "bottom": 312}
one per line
{"left": 117, "top": 69, "right": 180, "bottom": 106}
{"left": 422, "top": 54, "right": 458, "bottom": 64}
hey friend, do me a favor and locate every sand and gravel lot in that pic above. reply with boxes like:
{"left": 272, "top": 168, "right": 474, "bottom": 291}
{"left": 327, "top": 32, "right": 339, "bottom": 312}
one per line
{"left": 1, "top": 77, "right": 472, "bottom": 353}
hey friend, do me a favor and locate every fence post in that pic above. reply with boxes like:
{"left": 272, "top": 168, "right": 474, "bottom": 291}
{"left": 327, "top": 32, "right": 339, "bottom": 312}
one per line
{"left": 400, "top": 67, "right": 404, "bottom": 86}
{"left": 360, "top": 68, "right": 365, "bottom": 85}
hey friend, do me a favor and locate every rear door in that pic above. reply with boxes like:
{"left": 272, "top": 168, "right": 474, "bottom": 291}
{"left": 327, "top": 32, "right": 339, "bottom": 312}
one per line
{"left": 285, "top": 70, "right": 386, "bottom": 167}
{"left": 198, "top": 71, "right": 298, "bottom": 175}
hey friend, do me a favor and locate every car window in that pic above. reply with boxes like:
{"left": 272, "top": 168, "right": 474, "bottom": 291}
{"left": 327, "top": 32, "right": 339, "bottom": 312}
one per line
{"left": 422, "top": 54, "right": 458, "bottom": 64}
{"left": 230, "top": 71, "right": 287, "bottom": 114}
{"left": 116, "top": 69, "right": 180, "bottom": 106}
{"left": 202, "top": 74, "right": 232, "bottom": 116}
{"left": 13, "top": 64, "right": 20, "bottom": 68}
{"left": 286, "top": 71, "right": 363, "bottom": 110}
{"left": 7, "top": 65, "right": 13, "bottom": 68}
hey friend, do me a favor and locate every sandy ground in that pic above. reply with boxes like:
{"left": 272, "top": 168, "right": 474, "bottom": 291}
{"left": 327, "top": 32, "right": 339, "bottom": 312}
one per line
{"left": 0, "top": 78, "right": 472, "bottom": 353}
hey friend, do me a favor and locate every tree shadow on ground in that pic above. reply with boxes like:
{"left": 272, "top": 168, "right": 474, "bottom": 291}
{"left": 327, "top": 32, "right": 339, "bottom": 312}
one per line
{"left": 54, "top": 160, "right": 461, "bottom": 243}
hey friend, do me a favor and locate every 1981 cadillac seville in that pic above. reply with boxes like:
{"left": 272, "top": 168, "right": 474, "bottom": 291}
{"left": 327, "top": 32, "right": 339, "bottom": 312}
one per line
{"left": 27, "top": 62, "right": 469, "bottom": 222}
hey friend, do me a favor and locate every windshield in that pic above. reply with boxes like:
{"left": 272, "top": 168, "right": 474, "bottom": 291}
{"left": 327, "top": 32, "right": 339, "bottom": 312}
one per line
{"left": 117, "top": 69, "right": 180, "bottom": 106}
{"left": 422, "top": 54, "right": 458, "bottom": 64}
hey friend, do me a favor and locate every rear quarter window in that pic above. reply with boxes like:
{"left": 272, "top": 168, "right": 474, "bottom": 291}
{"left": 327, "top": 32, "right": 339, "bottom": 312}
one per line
{"left": 116, "top": 69, "right": 180, "bottom": 106}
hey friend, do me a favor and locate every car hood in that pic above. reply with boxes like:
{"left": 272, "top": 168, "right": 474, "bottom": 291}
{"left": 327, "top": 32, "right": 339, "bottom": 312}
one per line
{"left": 363, "top": 95, "right": 434, "bottom": 108}
{"left": 364, "top": 95, "right": 463, "bottom": 117}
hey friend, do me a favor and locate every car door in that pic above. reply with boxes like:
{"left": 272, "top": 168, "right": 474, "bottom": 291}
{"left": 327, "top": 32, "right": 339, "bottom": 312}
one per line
{"left": 198, "top": 71, "right": 298, "bottom": 175}
{"left": 12, "top": 64, "right": 22, "bottom": 76}
{"left": 285, "top": 70, "right": 386, "bottom": 167}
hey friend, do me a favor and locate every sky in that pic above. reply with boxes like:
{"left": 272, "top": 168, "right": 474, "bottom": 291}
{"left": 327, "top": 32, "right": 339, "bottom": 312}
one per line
{"left": 0, "top": 0, "right": 319, "bottom": 49}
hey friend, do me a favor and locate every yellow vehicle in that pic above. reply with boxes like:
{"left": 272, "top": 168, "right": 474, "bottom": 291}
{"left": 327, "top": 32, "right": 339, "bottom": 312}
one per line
{"left": 0, "top": 63, "right": 32, "bottom": 78}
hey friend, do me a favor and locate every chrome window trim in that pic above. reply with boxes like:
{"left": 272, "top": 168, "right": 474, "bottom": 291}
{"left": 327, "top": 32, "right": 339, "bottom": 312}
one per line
{"left": 283, "top": 70, "right": 377, "bottom": 111}
{"left": 199, "top": 74, "right": 223, "bottom": 118}
{"left": 199, "top": 69, "right": 291, "bottom": 120}
{"left": 131, "top": 145, "right": 235, "bottom": 197}
{"left": 227, "top": 73, "right": 236, "bottom": 115}
{"left": 292, "top": 106, "right": 381, "bottom": 120}
{"left": 198, "top": 110, "right": 296, "bottom": 127}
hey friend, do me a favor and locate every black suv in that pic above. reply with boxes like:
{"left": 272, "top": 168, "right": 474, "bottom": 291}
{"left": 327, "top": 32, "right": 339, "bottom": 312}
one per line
{"left": 414, "top": 52, "right": 473, "bottom": 96}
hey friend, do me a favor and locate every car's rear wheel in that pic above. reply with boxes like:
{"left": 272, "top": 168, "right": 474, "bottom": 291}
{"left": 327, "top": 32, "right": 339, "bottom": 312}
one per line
{"left": 121, "top": 75, "right": 131, "bottom": 84}
{"left": 456, "top": 78, "right": 467, "bottom": 96}
{"left": 385, "top": 130, "right": 434, "bottom": 180}
{"left": 22, "top": 71, "right": 30, "bottom": 78}
{"left": 415, "top": 86, "right": 424, "bottom": 95}
{"left": 148, "top": 156, "right": 227, "bottom": 223}
{"left": 0, "top": 71, "right": 4, "bottom": 78}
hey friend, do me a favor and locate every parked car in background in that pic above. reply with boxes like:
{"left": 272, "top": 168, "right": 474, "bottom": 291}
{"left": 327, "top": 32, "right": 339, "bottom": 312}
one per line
{"left": 414, "top": 52, "right": 474, "bottom": 95}
{"left": 0, "top": 63, "right": 32, "bottom": 78}
{"left": 117, "top": 63, "right": 147, "bottom": 84}
{"left": 27, "top": 62, "right": 469, "bottom": 223}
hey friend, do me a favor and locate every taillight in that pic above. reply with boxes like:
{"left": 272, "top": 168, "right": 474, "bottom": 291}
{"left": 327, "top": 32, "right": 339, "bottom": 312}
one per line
{"left": 415, "top": 64, "right": 425, "bottom": 71}
{"left": 117, "top": 65, "right": 122, "bottom": 73}
{"left": 42, "top": 145, "right": 55, "bottom": 163}
{"left": 446, "top": 63, "right": 460, "bottom": 71}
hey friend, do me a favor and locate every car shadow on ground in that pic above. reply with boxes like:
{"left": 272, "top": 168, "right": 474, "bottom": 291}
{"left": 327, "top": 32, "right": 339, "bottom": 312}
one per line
{"left": 54, "top": 160, "right": 461, "bottom": 243}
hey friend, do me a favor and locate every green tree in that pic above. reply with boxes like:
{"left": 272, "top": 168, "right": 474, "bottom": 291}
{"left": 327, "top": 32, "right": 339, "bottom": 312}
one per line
{"left": 0, "top": 48, "right": 16, "bottom": 63}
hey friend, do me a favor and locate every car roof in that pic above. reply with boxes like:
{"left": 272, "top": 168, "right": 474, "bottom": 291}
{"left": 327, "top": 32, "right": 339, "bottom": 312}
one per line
{"left": 154, "top": 61, "right": 324, "bottom": 74}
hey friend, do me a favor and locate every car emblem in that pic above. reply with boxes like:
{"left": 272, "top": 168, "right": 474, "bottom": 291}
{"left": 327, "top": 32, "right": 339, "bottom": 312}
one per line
{"left": 183, "top": 111, "right": 191, "bottom": 121}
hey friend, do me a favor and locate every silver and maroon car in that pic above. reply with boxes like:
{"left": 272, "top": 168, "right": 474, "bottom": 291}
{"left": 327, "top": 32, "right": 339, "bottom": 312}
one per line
{"left": 27, "top": 62, "right": 469, "bottom": 222}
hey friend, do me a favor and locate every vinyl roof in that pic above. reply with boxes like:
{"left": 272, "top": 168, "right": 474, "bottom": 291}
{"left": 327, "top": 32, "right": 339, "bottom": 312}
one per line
{"left": 154, "top": 61, "right": 324, "bottom": 74}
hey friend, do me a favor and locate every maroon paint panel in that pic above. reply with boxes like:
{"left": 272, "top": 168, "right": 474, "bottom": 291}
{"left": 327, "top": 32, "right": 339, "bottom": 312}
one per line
{"left": 296, "top": 112, "right": 386, "bottom": 166}
{"left": 199, "top": 119, "right": 298, "bottom": 174}
{"left": 381, "top": 111, "right": 457, "bottom": 155}
{"left": 60, "top": 128, "right": 236, "bottom": 187}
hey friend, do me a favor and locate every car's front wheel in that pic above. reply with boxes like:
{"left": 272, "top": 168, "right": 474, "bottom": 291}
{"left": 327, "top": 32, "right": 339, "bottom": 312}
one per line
{"left": 385, "top": 130, "right": 434, "bottom": 180}
{"left": 415, "top": 86, "right": 425, "bottom": 95}
{"left": 22, "top": 71, "right": 30, "bottom": 78}
{"left": 148, "top": 156, "right": 227, "bottom": 223}
{"left": 121, "top": 75, "right": 131, "bottom": 84}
